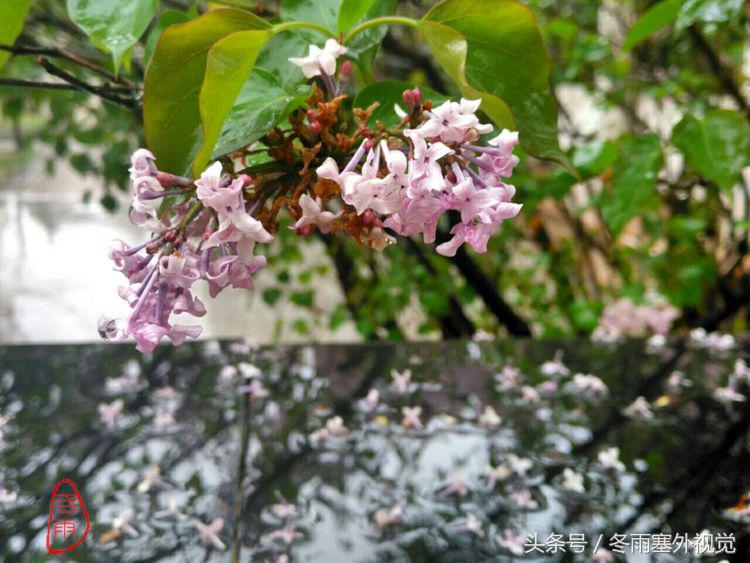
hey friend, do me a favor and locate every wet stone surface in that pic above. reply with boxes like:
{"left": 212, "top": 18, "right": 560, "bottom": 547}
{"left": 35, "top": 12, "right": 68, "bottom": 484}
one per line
{"left": 0, "top": 337, "right": 749, "bottom": 561}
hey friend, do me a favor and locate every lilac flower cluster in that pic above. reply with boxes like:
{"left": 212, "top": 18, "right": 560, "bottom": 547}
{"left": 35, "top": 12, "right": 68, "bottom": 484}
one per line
{"left": 315, "top": 97, "right": 522, "bottom": 256}
{"left": 99, "top": 152, "right": 271, "bottom": 352}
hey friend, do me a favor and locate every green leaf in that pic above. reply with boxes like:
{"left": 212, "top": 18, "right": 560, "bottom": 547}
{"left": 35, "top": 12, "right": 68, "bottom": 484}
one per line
{"left": 338, "top": 0, "right": 377, "bottom": 33}
{"left": 282, "top": 0, "right": 395, "bottom": 60}
{"left": 675, "top": 0, "right": 744, "bottom": 30}
{"left": 262, "top": 288, "right": 282, "bottom": 305}
{"left": 573, "top": 140, "right": 619, "bottom": 177}
{"left": 290, "top": 290, "right": 315, "bottom": 307}
{"left": 143, "top": 9, "right": 270, "bottom": 175}
{"left": 213, "top": 68, "right": 308, "bottom": 159}
{"left": 623, "top": 0, "right": 685, "bottom": 51}
{"left": 143, "top": 9, "right": 192, "bottom": 66}
{"left": 329, "top": 305, "right": 349, "bottom": 330}
{"left": 672, "top": 110, "right": 750, "bottom": 190}
{"left": 66, "top": 0, "right": 158, "bottom": 72}
{"left": 0, "top": 0, "right": 31, "bottom": 69}
{"left": 353, "top": 80, "right": 447, "bottom": 128}
{"left": 195, "top": 29, "right": 272, "bottom": 175}
{"left": 281, "top": 0, "right": 338, "bottom": 34}
{"left": 420, "top": 0, "right": 572, "bottom": 172}
{"left": 256, "top": 31, "right": 310, "bottom": 89}
{"left": 600, "top": 135, "right": 663, "bottom": 236}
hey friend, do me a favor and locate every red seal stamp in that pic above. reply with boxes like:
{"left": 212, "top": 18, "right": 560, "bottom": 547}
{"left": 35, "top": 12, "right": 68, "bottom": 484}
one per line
{"left": 45, "top": 478, "right": 90, "bottom": 554}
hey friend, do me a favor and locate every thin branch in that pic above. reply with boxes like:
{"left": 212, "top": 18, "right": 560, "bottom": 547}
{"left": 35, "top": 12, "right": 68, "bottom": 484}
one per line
{"left": 36, "top": 57, "right": 138, "bottom": 109}
{"left": 404, "top": 237, "right": 476, "bottom": 338}
{"left": 688, "top": 25, "right": 750, "bottom": 120}
{"left": 0, "top": 43, "right": 131, "bottom": 86}
{"left": 0, "top": 77, "right": 79, "bottom": 91}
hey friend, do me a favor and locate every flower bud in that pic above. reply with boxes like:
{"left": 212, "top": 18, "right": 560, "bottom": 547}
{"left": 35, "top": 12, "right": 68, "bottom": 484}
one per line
{"left": 296, "top": 224, "right": 315, "bottom": 236}
{"left": 340, "top": 60, "right": 352, "bottom": 77}
{"left": 402, "top": 87, "right": 423, "bottom": 111}
{"left": 361, "top": 209, "right": 377, "bottom": 228}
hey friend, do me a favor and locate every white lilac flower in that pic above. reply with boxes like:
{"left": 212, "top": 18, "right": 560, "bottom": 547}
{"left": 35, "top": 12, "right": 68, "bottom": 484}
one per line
{"left": 136, "top": 465, "right": 164, "bottom": 493}
{"left": 734, "top": 359, "right": 750, "bottom": 383}
{"left": 571, "top": 373, "right": 608, "bottom": 399}
{"left": 560, "top": 468, "right": 585, "bottom": 493}
{"left": 520, "top": 385, "right": 541, "bottom": 404}
{"left": 289, "top": 39, "right": 347, "bottom": 78}
{"left": 478, "top": 405, "right": 502, "bottom": 428}
{"left": 623, "top": 396, "right": 654, "bottom": 419}
{"left": 506, "top": 453, "right": 533, "bottom": 477}
{"left": 485, "top": 464, "right": 512, "bottom": 489}
{"left": 714, "top": 385, "right": 746, "bottom": 404}
{"left": 598, "top": 447, "right": 626, "bottom": 472}
{"left": 540, "top": 352, "right": 570, "bottom": 377}
{"left": 196, "top": 518, "right": 226, "bottom": 550}
{"left": 0, "top": 480, "right": 17, "bottom": 504}
{"left": 325, "top": 416, "right": 349, "bottom": 437}
{"left": 112, "top": 507, "right": 139, "bottom": 537}
{"left": 153, "top": 499, "right": 187, "bottom": 520}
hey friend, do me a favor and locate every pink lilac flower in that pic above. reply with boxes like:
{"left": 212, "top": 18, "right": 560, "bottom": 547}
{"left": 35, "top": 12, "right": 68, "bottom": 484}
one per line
{"left": 196, "top": 518, "right": 226, "bottom": 550}
{"left": 496, "top": 528, "right": 527, "bottom": 556}
{"left": 373, "top": 505, "right": 403, "bottom": 530}
{"left": 291, "top": 194, "right": 340, "bottom": 234}
{"left": 390, "top": 369, "right": 413, "bottom": 393}
{"left": 98, "top": 399, "right": 124, "bottom": 429}
{"left": 101, "top": 152, "right": 272, "bottom": 352}
{"left": 266, "top": 523, "right": 303, "bottom": 545}
{"left": 401, "top": 406, "right": 423, "bottom": 429}
{"left": 509, "top": 488, "right": 538, "bottom": 509}
{"left": 453, "top": 513, "right": 484, "bottom": 537}
{"left": 317, "top": 96, "right": 521, "bottom": 257}
{"left": 594, "top": 298, "right": 678, "bottom": 341}
{"left": 439, "top": 473, "right": 468, "bottom": 497}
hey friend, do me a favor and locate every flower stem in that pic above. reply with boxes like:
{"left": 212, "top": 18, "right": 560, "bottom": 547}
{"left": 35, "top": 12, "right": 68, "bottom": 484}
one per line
{"left": 344, "top": 16, "right": 419, "bottom": 44}
{"left": 177, "top": 202, "right": 203, "bottom": 233}
{"left": 272, "top": 21, "right": 336, "bottom": 38}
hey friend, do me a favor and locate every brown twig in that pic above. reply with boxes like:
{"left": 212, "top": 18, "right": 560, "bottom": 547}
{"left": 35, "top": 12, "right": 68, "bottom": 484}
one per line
{"left": 35, "top": 57, "right": 137, "bottom": 109}
{"left": 0, "top": 77, "right": 80, "bottom": 91}
{"left": 0, "top": 43, "right": 132, "bottom": 86}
